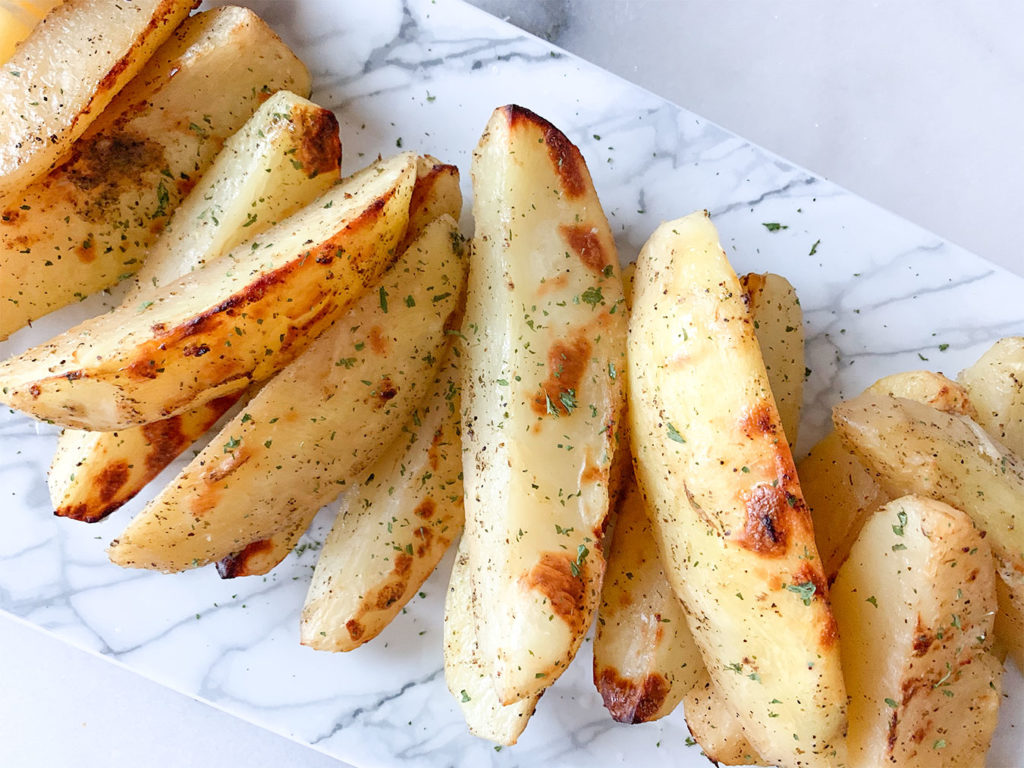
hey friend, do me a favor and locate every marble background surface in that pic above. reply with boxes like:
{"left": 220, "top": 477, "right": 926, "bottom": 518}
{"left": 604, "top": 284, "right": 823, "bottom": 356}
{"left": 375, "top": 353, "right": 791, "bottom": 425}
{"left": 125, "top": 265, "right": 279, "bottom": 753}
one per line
{"left": 1, "top": 2, "right": 1022, "bottom": 767}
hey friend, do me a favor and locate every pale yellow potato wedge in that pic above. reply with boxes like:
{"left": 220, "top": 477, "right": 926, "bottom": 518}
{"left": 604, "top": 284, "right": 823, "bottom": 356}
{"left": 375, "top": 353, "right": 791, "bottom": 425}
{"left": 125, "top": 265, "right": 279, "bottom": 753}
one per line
{"left": 833, "top": 392, "right": 1024, "bottom": 669}
{"left": 0, "top": 1, "right": 63, "bottom": 63}
{"left": 740, "top": 272, "right": 804, "bottom": 446}
{"left": 0, "top": 0, "right": 197, "bottom": 200}
{"left": 47, "top": 91, "right": 341, "bottom": 522}
{"left": 831, "top": 495, "right": 1002, "bottom": 767}
{"left": 597, "top": 268, "right": 805, "bottom": 743}
{"left": 629, "top": 211, "right": 846, "bottom": 768}
{"left": 0, "top": 152, "right": 416, "bottom": 430}
{"left": 682, "top": 668, "right": 761, "bottom": 766}
{"left": 212, "top": 155, "right": 462, "bottom": 578}
{"left": 444, "top": 540, "right": 540, "bottom": 746}
{"left": 593, "top": 473, "right": 702, "bottom": 723}
{"left": 107, "top": 214, "right": 466, "bottom": 571}
{"left": 803, "top": 371, "right": 974, "bottom": 579}
{"left": 302, "top": 358, "right": 463, "bottom": 650}
{"left": 0, "top": 6, "right": 312, "bottom": 338}
{"left": 959, "top": 336, "right": 1024, "bottom": 457}
{"left": 461, "top": 105, "right": 627, "bottom": 704}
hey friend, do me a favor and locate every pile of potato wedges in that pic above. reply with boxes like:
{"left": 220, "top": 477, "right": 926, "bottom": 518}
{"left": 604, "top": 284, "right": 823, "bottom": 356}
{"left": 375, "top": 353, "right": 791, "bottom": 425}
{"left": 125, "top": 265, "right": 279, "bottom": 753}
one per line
{"left": 1, "top": 3, "right": 1021, "bottom": 766}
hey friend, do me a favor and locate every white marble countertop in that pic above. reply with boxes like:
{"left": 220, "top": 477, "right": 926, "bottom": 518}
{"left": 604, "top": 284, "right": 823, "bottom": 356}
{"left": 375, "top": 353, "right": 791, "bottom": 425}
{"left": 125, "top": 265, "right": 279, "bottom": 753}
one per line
{"left": 2, "top": 2, "right": 1022, "bottom": 767}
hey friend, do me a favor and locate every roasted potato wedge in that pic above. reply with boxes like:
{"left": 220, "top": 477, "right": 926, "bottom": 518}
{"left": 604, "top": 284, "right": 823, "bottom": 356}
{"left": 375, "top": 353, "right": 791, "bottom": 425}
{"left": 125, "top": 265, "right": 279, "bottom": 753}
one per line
{"left": 803, "top": 371, "right": 974, "bottom": 579}
{"left": 0, "top": 5, "right": 313, "bottom": 338}
{"left": 0, "top": 0, "right": 198, "bottom": 199}
{"left": 831, "top": 495, "right": 1002, "bottom": 767}
{"left": 629, "top": 211, "right": 846, "bottom": 767}
{"left": 302, "top": 358, "right": 463, "bottom": 650}
{"left": 594, "top": 268, "right": 803, "bottom": 727}
{"left": 107, "top": 213, "right": 466, "bottom": 571}
{"left": 444, "top": 540, "right": 540, "bottom": 746}
{"left": 594, "top": 474, "right": 702, "bottom": 724}
{"left": 833, "top": 392, "right": 1024, "bottom": 669}
{"left": 0, "top": 152, "right": 416, "bottom": 430}
{"left": 739, "top": 272, "right": 804, "bottom": 446}
{"left": 959, "top": 336, "right": 1024, "bottom": 457}
{"left": 461, "top": 105, "right": 627, "bottom": 703}
{"left": 213, "top": 155, "right": 462, "bottom": 578}
{"left": 48, "top": 91, "right": 341, "bottom": 522}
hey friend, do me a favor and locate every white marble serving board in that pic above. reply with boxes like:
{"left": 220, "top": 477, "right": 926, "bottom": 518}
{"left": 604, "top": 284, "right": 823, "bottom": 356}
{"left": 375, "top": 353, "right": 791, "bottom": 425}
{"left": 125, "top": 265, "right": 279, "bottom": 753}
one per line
{"left": 1, "top": 1, "right": 1022, "bottom": 766}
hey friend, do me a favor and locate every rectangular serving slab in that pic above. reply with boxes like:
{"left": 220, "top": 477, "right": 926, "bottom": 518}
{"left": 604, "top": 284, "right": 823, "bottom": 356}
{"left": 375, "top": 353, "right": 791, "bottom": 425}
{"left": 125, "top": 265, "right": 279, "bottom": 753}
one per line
{"left": 0, "top": 1, "right": 1020, "bottom": 766}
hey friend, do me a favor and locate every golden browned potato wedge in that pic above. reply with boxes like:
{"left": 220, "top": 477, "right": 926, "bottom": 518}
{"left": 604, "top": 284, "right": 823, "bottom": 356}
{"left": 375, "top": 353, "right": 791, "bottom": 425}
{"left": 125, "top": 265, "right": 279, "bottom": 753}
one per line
{"left": 0, "top": 152, "right": 416, "bottom": 430}
{"left": 629, "top": 211, "right": 846, "bottom": 768}
{"left": 301, "top": 357, "right": 463, "bottom": 650}
{"left": 593, "top": 473, "right": 702, "bottom": 724}
{"left": 803, "top": 371, "right": 974, "bottom": 579}
{"left": 832, "top": 392, "right": 1024, "bottom": 669}
{"left": 213, "top": 156, "right": 462, "bottom": 578}
{"left": 0, "top": 0, "right": 62, "bottom": 63}
{"left": 740, "top": 272, "right": 804, "bottom": 446}
{"left": 595, "top": 267, "right": 805, "bottom": 733}
{"left": 461, "top": 105, "right": 627, "bottom": 704}
{"left": 107, "top": 213, "right": 466, "bottom": 571}
{"left": 0, "top": 5, "right": 312, "bottom": 338}
{"left": 444, "top": 540, "right": 540, "bottom": 746}
{"left": 831, "top": 495, "right": 1002, "bottom": 767}
{"left": 0, "top": 0, "right": 198, "bottom": 199}
{"left": 683, "top": 668, "right": 761, "bottom": 766}
{"left": 47, "top": 91, "right": 341, "bottom": 522}
{"left": 959, "top": 337, "right": 1024, "bottom": 457}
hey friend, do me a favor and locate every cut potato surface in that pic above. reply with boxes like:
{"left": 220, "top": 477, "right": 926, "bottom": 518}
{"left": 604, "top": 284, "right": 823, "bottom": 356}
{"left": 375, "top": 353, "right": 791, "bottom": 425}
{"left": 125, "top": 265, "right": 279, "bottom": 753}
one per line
{"left": 628, "top": 211, "right": 846, "bottom": 767}
{"left": 0, "top": 152, "right": 416, "bottom": 430}
{"left": 0, "top": 5, "right": 313, "bottom": 338}
{"left": 959, "top": 336, "right": 1024, "bottom": 457}
{"left": 461, "top": 105, "right": 627, "bottom": 704}
{"left": 0, "top": 0, "right": 198, "bottom": 199}
{"left": 831, "top": 495, "right": 1002, "bottom": 767}
{"left": 107, "top": 213, "right": 466, "bottom": 571}
{"left": 212, "top": 155, "right": 463, "bottom": 578}
{"left": 804, "top": 371, "right": 975, "bottom": 579}
{"left": 48, "top": 90, "right": 341, "bottom": 521}
{"left": 302, "top": 357, "right": 463, "bottom": 650}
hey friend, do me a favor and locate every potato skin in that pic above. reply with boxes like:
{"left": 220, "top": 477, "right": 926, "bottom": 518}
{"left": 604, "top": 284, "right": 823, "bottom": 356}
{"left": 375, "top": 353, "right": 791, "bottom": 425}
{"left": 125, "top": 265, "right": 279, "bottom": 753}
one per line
{"left": 0, "top": 153, "right": 416, "bottom": 430}
{"left": 48, "top": 91, "right": 341, "bottom": 522}
{"left": 628, "top": 211, "right": 846, "bottom": 767}
{"left": 107, "top": 214, "right": 466, "bottom": 572}
{"left": 1, "top": 7, "right": 312, "bottom": 338}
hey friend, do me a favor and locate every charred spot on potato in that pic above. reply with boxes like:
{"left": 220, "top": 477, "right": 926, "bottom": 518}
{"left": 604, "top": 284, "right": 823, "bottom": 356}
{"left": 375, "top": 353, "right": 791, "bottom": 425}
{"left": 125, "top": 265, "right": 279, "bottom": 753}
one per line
{"left": 560, "top": 223, "right": 611, "bottom": 274}
{"left": 368, "top": 326, "right": 389, "bottom": 355}
{"left": 292, "top": 105, "right": 341, "bottom": 178}
{"left": 531, "top": 332, "right": 592, "bottom": 417}
{"left": 345, "top": 619, "right": 364, "bottom": 641}
{"left": 65, "top": 132, "right": 168, "bottom": 222}
{"left": 216, "top": 538, "right": 275, "bottom": 579}
{"left": 375, "top": 377, "right": 398, "bottom": 404}
{"left": 522, "top": 551, "right": 587, "bottom": 634}
{"left": 741, "top": 400, "right": 778, "bottom": 439}
{"left": 414, "top": 499, "right": 435, "bottom": 519}
{"left": 413, "top": 525, "right": 434, "bottom": 556}
{"left": 596, "top": 667, "right": 670, "bottom": 724}
{"left": 96, "top": 459, "right": 131, "bottom": 504}
{"left": 738, "top": 483, "right": 791, "bottom": 556}
{"left": 373, "top": 580, "right": 406, "bottom": 610}
{"left": 912, "top": 615, "right": 934, "bottom": 656}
